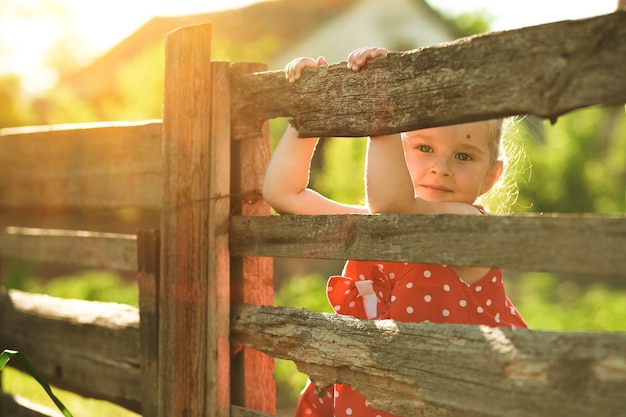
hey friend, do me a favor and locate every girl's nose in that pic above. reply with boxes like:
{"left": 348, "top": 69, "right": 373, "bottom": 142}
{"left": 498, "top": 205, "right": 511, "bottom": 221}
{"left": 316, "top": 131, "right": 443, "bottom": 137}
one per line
{"left": 430, "top": 156, "right": 452, "bottom": 176}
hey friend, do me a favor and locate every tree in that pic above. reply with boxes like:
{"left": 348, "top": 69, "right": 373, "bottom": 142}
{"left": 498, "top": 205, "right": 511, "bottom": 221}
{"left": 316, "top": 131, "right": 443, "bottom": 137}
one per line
{"left": 517, "top": 107, "right": 626, "bottom": 214}
{"left": 0, "top": 75, "right": 35, "bottom": 128}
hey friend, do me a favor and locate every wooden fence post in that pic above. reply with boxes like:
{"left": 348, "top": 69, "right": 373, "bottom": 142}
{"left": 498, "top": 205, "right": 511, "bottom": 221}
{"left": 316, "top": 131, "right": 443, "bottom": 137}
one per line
{"left": 230, "top": 62, "right": 276, "bottom": 415}
{"left": 159, "top": 24, "right": 231, "bottom": 417}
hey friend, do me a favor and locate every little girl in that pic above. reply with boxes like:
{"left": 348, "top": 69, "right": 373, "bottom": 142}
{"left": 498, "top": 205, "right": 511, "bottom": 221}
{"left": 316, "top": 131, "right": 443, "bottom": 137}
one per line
{"left": 263, "top": 47, "right": 527, "bottom": 417}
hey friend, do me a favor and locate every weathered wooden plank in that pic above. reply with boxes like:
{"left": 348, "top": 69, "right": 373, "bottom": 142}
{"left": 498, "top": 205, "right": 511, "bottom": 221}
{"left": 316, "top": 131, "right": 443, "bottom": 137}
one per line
{"left": 208, "top": 60, "right": 234, "bottom": 417}
{"left": 0, "top": 227, "right": 137, "bottom": 271}
{"left": 231, "top": 12, "right": 626, "bottom": 139}
{"left": 232, "top": 303, "right": 626, "bottom": 417}
{"left": 230, "top": 214, "right": 626, "bottom": 275}
{"left": 229, "top": 61, "right": 276, "bottom": 415}
{"left": 0, "top": 393, "right": 60, "bottom": 417}
{"left": 0, "top": 208, "right": 161, "bottom": 235}
{"left": 0, "top": 290, "right": 141, "bottom": 413}
{"left": 137, "top": 230, "right": 160, "bottom": 417}
{"left": 0, "top": 121, "right": 163, "bottom": 210}
{"left": 159, "top": 25, "right": 231, "bottom": 417}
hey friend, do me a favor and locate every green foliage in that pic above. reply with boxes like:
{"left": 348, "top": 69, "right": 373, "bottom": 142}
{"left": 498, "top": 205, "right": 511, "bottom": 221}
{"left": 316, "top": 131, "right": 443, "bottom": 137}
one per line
{"left": 36, "top": 271, "right": 138, "bottom": 306}
{"left": 36, "top": 84, "right": 100, "bottom": 124}
{"left": 425, "top": 1, "right": 496, "bottom": 37}
{"left": 313, "top": 137, "right": 367, "bottom": 206}
{"left": 269, "top": 118, "right": 290, "bottom": 151}
{"left": 212, "top": 34, "right": 281, "bottom": 63}
{"left": 273, "top": 358, "right": 307, "bottom": 413}
{"left": 106, "top": 42, "right": 165, "bottom": 121}
{"left": 1, "top": 349, "right": 73, "bottom": 417}
{"left": 507, "top": 273, "right": 626, "bottom": 332}
{"left": 4, "top": 263, "right": 138, "bottom": 306}
{"left": 0, "top": 75, "right": 36, "bottom": 128}
{"left": 275, "top": 273, "right": 333, "bottom": 313}
{"left": 517, "top": 107, "right": 626, "bottom": 214}
{"left": 450, "top": 10, "right": 495, "bottom": 36}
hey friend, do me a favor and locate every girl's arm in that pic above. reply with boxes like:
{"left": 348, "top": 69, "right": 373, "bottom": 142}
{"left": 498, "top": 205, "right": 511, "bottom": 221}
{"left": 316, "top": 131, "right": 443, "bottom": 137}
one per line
{"left": 263, "top": 124, "right": 368, "bottom": 215}
{"left": 348, "top": 47, "right": 426, "bottom": 213}
{"left": 366, "top": 133, "right": 418, "bottom": 213}
{"left": 263, "top": 55, "right": 368, "bottom": 215}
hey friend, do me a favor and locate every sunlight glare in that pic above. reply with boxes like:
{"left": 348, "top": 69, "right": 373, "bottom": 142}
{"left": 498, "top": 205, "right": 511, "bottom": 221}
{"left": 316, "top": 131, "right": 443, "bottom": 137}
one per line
{"left": 2, "top": 0, "right": 265, "bottom": 94}
{"left": 62, "top": 0, "right": 266, "bottom": 54}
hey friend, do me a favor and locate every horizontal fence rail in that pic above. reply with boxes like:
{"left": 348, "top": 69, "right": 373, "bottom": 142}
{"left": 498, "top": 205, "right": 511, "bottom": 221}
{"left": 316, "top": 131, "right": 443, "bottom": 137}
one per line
{"left": 0, "top": 290, "right": 141, "bottom": 413}
{"left": 231, "top": 303, "right": 626, "bottom": 417}
{"left": 231, "top": 12, "right": 626, "bottom": 139}
{"left": 0, "top": 227, "right": 137, "bottom": 271}
{"left": 3, "top": 212, "right": 624, "bottom": 278}
{"left": 0, "top": 121, "right": 163, "bottom": 210}
{"left": 230, "top": 213, "right": 626, "bottom": 275}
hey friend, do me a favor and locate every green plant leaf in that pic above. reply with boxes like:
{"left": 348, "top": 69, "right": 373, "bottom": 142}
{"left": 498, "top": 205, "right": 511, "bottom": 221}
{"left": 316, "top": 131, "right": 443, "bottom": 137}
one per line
{"left": 0, "top": 349, "right": 73, "bottom": 417}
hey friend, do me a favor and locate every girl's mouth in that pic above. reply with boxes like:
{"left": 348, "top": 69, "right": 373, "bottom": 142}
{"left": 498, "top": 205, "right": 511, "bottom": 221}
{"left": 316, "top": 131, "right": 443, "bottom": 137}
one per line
{"left": 421, "top": 184, "right": 452, "bottom": 193}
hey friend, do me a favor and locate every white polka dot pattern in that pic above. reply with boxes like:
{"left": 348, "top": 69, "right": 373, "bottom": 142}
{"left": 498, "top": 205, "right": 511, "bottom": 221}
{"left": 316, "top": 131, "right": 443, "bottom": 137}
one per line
{"left": 327, "top": 261, "right": 526, "bottom": 329}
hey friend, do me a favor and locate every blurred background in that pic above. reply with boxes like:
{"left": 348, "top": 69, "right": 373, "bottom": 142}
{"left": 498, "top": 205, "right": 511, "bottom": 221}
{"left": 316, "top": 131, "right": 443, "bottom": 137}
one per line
{"left": 1, "top": 0, "right": 624, "bottom": 416}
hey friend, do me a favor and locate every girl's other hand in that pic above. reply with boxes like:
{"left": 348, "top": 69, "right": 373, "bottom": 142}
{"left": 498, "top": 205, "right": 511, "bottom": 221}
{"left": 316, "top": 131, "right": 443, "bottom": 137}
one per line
{"left": 284, "top": 56, "right": 328, "bottom": 83}
{"left": 347, "top": 47, "right": 389, "bottom": 71}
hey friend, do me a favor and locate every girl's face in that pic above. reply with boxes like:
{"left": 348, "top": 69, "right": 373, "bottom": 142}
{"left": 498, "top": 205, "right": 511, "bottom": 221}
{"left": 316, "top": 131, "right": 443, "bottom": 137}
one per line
{"left": 402, "top": 122, "right": 502, "bottom": 205}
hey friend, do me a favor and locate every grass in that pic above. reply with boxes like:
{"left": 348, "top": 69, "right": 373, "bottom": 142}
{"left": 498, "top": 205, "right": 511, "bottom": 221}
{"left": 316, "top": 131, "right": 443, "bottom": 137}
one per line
{"left": 2, "top": 367, "right": 139, "bottom": 417}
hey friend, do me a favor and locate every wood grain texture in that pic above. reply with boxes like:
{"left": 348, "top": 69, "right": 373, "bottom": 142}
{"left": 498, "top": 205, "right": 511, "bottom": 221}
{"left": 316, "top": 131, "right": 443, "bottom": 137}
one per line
{"left": 159, "top": 23, "right": 214, "bottom": 417}
{"left": 0, "top": 227, "right": 137, "bottom": 271}
{"left": 230, "top": 213, "right": 626, "bottom": 275}
{"left": 0, "top": 121, "right": 162, "bottom": 209}
{"left": 232, "top": 303, "right": 626, "bottom": 417}
{"left": 137, "top": 230, "right": 160, "bottom": 417}
{"left": 231, "top": 12, "right": 626, "bottom": 139}
{"left": 229, "top": 62, "right": 277, "bottom": 415}
{"left": 209, "top": 61, "right": 235, "bottom": 417}
{"left": 0, "top": 290, "right": 141, "bottom": 412}
{"left": 159, "top": 24, "right": 231, "bottom": 417}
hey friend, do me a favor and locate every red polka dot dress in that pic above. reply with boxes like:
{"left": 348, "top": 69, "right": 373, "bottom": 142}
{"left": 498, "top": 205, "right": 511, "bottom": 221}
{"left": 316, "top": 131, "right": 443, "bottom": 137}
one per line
{"left": 294, "top": 260, "right": 527, "bottom": 417}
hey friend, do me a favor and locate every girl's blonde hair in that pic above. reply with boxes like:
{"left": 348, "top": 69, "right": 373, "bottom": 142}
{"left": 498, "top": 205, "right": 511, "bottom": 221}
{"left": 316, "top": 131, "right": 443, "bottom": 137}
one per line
{"left": 478, "top": 117, "right": 526, "bottom": 214}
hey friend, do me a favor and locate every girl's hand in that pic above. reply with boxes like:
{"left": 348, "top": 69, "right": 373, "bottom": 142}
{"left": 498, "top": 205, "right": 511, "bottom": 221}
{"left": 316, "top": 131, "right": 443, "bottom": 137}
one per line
{"left": 347, "top": 47, "right": 389, "bottom": 71}
{"left": 284, "top": 56, "right": 328, "bottom": 83}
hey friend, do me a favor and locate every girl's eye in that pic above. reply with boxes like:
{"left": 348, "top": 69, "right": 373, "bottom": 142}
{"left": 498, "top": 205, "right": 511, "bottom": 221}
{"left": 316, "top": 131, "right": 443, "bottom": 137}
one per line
{"left": 455, "top": 153, "right": 473, "bottom": 161}
{"left": 416, "top": 145, "right": 433, "bottom": 153}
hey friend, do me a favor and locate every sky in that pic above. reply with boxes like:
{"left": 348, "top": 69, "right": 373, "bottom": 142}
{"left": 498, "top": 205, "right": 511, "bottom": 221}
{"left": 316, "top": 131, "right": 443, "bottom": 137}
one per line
{"left": 1, "top": 0, "right": 620, "bottom": 95}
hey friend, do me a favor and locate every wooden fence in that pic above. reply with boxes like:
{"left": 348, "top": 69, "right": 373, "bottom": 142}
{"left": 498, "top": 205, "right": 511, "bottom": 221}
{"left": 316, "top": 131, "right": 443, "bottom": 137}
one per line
{"left": 1, "top": 11, "right": 625, "bottom": 417}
